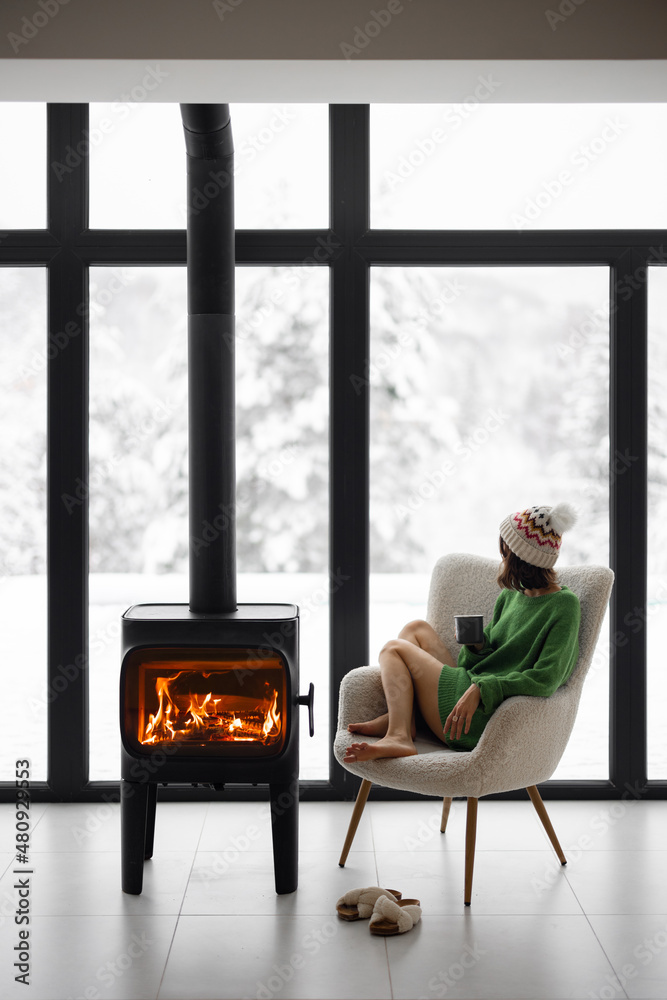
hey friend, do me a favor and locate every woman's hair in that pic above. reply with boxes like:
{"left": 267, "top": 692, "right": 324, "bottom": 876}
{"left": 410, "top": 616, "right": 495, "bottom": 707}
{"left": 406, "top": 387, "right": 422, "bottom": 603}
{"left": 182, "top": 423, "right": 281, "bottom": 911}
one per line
{"left": 497, "top": 537, "right": 559, "bottom": 592}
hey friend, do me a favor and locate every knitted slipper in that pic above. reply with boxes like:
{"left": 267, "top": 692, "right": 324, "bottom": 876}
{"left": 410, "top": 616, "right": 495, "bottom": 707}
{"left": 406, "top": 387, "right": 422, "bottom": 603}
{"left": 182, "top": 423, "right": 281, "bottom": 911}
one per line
{"left": 336, "top": 886, "right": 402, "bottom": 921}
{"left": 369, "top": 896, "right": 422, "bottom": 936}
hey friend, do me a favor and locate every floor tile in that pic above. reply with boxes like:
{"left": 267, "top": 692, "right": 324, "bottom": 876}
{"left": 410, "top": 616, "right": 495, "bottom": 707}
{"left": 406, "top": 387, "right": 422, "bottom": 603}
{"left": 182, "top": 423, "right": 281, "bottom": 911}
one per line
{"left": 0, "top": 850, "right": 194, "bottom": 916}
{"left": 29, "top": 801, "right": 208, "bottom": 854}
{"left": 588, "top": 914, "right": 667, "bottom": 999}
{"left": 299, "top": 800, "right": 374, "bottom": 853}
{"left": 0, "top": 914, "right": 176, "bottom": 1000}
{"left": 368, "top": 799, "right": 551, "bottom": 853}
{"left": 530, "top": 799, "right": 667, "bottom": 852}
{"left": 183, "top": 850, "right": 378, "bottom": 916}
{"left": 376, "top": 849, "right": 584, "bottom": 914}
{"left": 0, "top": 799, "right": 664, "bottom": 999}
{"left": 158, "top": 914, "right": 392, "bottom": 1000}
{"left": 388, "top": 914, "right": 620, "bottom": 1000}
{"left": 198, "top": 800, "right": 373, "bottom": 854}
{"left": 198, "top": 801, "right": 276, "bottom": 853}
{"left": 563, "top": 850, "right": 667, "bottom": 914}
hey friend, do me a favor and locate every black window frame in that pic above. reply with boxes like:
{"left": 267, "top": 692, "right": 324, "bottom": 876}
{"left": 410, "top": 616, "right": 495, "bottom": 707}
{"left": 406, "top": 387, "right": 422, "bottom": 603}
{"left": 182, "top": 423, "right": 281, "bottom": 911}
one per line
{"left": 0, "top": 102, "right": 664, "bottom": 802}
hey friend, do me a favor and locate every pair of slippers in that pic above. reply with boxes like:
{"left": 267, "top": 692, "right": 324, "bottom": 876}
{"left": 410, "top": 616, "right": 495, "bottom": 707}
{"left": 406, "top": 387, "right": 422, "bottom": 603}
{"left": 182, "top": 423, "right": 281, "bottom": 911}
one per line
{"left": 336, "top": 886, "right": 422, "bottom": 936}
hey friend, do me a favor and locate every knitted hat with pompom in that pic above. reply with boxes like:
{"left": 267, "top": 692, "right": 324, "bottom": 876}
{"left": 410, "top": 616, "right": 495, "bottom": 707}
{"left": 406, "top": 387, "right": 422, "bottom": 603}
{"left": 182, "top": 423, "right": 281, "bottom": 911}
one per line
{"left": 499, "top": 503, "right": 578, "bottom": 569}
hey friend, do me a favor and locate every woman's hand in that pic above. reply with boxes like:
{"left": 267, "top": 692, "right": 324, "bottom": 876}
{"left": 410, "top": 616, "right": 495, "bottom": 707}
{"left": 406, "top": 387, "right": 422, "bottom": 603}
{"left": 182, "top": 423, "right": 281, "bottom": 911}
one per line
{"left": 444, "top": 683, "right": 481, "bottom": 741}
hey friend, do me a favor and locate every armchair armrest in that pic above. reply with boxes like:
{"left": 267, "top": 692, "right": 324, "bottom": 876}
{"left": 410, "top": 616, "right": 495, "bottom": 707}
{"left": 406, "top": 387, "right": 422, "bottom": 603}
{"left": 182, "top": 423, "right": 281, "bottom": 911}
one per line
{"left": 473, "top": 686, "right": 580, "bottom": 795}
{"left": 336, "top": 666, "right": 387, "bottom": 732}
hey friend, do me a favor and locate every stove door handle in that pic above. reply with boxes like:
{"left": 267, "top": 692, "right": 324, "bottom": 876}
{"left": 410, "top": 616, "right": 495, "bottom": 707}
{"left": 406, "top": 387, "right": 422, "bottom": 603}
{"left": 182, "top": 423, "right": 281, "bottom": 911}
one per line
{"left": 296, "top": 683, "right": 315, "bottom": 737}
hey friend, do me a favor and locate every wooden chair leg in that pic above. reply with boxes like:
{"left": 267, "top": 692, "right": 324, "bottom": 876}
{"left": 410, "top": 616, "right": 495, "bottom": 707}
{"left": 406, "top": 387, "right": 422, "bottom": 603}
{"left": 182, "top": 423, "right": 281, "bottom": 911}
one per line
{"left": 464, "top": 797, "right": 478, "bottom": 906}
{"left": 440, "top": 796, "right": 453, "bottom": 833}
{"left": 339, "top": 779, "right": 373, "bottom": 867}
{"left": 526, "top": 785, "right": 567, "bottom": 865}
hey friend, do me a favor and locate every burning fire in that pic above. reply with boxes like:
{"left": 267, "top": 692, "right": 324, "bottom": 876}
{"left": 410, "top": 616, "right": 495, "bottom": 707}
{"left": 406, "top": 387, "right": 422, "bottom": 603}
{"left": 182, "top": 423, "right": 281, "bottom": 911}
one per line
{"left": 142, "top": 670, "right": 282, "bottom": 746}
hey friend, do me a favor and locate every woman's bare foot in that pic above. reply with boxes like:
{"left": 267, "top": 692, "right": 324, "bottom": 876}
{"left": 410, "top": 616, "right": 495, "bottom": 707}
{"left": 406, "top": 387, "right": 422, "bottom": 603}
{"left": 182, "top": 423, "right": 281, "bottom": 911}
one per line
{"left": 343, "top": 736, "right": 417, "bottom": 762}
{"left": 348, "top": 714, "right": 417, "bottom": 739}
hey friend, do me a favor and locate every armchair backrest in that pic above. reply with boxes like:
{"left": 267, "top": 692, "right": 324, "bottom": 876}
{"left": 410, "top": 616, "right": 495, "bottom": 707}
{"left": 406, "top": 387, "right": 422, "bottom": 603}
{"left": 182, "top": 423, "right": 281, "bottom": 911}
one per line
{"left": 426, "top": 553, "right": 615, "bottom": 695}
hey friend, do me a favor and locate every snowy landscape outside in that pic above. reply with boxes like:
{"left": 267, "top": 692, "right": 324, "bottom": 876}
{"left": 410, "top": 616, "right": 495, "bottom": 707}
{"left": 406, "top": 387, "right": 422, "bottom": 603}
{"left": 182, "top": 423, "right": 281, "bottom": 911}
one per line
{"left": 1, "top": 101, "right": 667, "bottom": 783}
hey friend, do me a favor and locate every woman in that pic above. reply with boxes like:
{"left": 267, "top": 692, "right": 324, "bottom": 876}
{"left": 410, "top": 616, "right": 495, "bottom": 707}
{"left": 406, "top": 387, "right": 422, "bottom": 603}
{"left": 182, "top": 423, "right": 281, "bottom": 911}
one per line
{"left": 344, "top": 502, "right": 581, "bottom": 762}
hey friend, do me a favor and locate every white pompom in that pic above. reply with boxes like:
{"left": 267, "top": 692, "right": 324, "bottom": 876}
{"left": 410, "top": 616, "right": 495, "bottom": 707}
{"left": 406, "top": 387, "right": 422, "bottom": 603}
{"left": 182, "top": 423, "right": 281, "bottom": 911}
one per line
{"left": 548, "top": 502, "right": 578, "bottom": 535}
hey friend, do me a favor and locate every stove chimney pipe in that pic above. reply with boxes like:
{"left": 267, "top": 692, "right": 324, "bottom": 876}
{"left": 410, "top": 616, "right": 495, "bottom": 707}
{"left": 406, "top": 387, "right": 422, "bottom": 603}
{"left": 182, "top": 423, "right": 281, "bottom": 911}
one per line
{"left": 180, "top": 104, "right": 236, "bottom": 613}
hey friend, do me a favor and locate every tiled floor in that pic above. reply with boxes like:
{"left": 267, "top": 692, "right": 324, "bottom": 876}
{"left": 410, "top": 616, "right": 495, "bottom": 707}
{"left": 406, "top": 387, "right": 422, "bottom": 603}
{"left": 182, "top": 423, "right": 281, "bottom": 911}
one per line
{"left": 1, "top": 797, "right": 667, "bottom": 999}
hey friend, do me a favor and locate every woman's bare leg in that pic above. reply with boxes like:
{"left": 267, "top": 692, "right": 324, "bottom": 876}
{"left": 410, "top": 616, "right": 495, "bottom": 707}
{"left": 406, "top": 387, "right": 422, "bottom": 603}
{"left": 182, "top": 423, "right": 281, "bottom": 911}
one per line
{"left": 398, "top": 619, "right": 457, "bottom": 666}
{"left": 344, "top": 638, "right": 448, "bottom": 762}
{"left": 348, "top": 621, "right": 455, "bottom": 738}
{"left": 347, "top": 712, "right": 415, "bottom": 738}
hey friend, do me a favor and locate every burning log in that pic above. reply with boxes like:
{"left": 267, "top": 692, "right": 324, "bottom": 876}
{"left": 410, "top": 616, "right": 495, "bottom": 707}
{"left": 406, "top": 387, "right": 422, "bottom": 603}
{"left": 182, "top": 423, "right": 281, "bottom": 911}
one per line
{"left": 141, "top": 672, "right": 281, "bottom": 746}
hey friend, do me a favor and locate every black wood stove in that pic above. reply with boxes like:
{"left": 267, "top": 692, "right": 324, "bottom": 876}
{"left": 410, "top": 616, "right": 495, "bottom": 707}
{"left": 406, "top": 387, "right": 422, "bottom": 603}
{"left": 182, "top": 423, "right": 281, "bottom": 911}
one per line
{"left": 119, "top": 104, "right": 314, "bottom": 896}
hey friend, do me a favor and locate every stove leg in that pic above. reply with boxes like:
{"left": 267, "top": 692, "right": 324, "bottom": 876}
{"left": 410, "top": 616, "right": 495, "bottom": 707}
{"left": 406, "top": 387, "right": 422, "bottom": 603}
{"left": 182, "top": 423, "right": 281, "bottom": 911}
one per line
{"left": 121, "top": 779, "right": 148, "bottom": 894}
{"left": 144, "top": 783, "right": 158, "bottom": 860}
{"left": 269, "top": 779, "right": 299, "bottom": 894}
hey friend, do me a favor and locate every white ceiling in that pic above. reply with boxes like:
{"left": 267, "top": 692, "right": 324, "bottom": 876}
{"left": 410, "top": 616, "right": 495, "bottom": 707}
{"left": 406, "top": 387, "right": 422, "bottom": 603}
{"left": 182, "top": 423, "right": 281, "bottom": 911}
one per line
{"left": 1, "top": 58, "right": 667, "bottom": 103}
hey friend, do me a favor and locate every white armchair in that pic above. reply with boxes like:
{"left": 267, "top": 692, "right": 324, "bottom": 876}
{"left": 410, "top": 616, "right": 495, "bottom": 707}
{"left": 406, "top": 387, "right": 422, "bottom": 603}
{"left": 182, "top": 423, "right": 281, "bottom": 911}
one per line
{"left": 333, "top": 553, "right": 614, "bottom": 904}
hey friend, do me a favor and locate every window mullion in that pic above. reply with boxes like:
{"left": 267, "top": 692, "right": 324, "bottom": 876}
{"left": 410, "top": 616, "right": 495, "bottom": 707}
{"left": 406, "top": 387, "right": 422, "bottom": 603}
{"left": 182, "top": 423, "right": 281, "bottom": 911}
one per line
{"left": 329, "top": 105, "right": 371, "bottom": 795}
{"left": 609, "top": 248, "right": 648, "bottom": 793}
{"left": 47, "top": 104, "right": 90, "bottom": 797}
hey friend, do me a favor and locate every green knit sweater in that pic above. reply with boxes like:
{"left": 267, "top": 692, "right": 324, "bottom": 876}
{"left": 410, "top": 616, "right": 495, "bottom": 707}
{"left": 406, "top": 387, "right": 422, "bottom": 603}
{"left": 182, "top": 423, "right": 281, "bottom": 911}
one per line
{"left": 457, "top": 585, "right": 581, "bottom": 715}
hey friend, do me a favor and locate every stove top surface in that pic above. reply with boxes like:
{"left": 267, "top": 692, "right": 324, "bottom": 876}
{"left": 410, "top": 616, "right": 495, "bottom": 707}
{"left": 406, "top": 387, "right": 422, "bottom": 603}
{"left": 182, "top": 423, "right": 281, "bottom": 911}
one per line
{"left": 123, "top": 603, "right": 299, "bottom": 622}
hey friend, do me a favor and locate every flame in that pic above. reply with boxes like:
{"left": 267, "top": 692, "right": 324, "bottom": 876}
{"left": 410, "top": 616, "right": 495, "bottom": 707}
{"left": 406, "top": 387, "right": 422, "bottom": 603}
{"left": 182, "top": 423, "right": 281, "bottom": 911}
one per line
{"left": 185, "top": 692, "right": 213, "bottom": 729}
{"left": 262, "top": 689, "right": 281, "bottom": 738}
{"left": 140, "top": 669, "right": 282, "bottom": 747}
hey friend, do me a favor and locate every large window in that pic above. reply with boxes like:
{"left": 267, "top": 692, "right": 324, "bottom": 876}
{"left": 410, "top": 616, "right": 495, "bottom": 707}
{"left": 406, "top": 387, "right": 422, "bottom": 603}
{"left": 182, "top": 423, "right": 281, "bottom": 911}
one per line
{"left": 0, "top": 268, "right": 47, "bottom": 781}
{"left": 0, "top": 102, "right": 664, "bottom": 801}
{"left": 89, "top": 103, "right": 328, "bottom": 229}
{"left": 647, "top": 265, "right": 667, "bottom": 779}
{"left": 88, "top": 265, "right": 329, "bottom": 780}
{"left": 371, "top": 103, "right": 667, "bottom": 230}
{"left": 369, "top": 265, "right": 610, "bottom": 778}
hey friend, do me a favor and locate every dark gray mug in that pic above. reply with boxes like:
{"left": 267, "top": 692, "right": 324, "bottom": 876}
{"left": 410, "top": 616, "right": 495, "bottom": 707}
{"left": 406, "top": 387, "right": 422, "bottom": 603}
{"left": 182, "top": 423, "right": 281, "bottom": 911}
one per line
{"left": 454, "top": 615, "right": 484, "bottom": 645}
